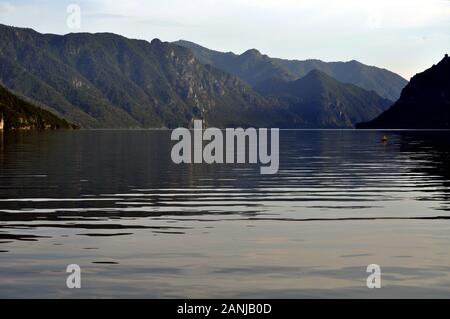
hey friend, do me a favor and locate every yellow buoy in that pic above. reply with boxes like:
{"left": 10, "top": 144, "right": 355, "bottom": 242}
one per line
{"left": 382, "top": 135, "right": 388, "bottom": 143}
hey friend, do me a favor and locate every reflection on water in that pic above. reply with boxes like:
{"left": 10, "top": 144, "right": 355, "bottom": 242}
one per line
{"left": 1, "top": 130, "right": 450, "bottom": 298}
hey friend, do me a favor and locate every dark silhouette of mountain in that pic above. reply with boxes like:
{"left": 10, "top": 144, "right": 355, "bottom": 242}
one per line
{"left": 256, "top": 70, "right": 392, "bottom": 128}
{"left": 357, "top": 55, "right": 450, "bottom": 129}
{"left": 174, "top": 40, "right": 408, "bottom": 101}
{"left": 0, "top": 24, "right": 278, "bottom": 129}
{"left": 0, "top": 84, "right": 76, "bottom": 130}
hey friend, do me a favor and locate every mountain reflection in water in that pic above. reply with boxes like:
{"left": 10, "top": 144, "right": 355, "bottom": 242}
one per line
{"left": 1, "top": 130, "right": 450, "bottom": 298}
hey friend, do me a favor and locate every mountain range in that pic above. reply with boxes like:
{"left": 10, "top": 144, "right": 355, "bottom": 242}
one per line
{"left": 0, "top": 24, "right": 408, "bottom": 129}
{"left": 256, "top": 70, "right": 392, "bottom": 128}
{"left": 357, "top": 55, "right": 450, "bottom": 129}
{"left": 174, "top": 40, "right": 408, "bottom": 101}
{"left": 1, "top": 24, "right": 286, "bottom": 129}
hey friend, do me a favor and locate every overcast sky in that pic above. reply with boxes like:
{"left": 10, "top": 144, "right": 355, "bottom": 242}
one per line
{"left": 1, "top": 0, "right": 449, "bottom": 79}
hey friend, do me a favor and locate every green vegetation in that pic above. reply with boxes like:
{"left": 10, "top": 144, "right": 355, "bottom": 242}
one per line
{"left": 0, "top": 24, "right": 394, "bottom": 129}
{"left": 0, "top": 84, "right": 77, "bottom": 130}
{"left": 0, "top": 24, "right": 274, "bottom": 129}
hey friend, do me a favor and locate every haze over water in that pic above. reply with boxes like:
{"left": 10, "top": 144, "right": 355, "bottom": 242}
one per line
{"left": 1, "top": 130, "right": 450, "bottom": 298}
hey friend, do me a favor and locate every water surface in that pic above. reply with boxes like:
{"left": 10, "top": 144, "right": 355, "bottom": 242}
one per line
{"left": 1, "top": 130, "right": 450, "bottom": 298}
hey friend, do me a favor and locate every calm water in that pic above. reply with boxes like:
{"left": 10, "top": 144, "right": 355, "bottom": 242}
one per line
{"left": 1, "top": 130, "right": 450, "bottom": 298}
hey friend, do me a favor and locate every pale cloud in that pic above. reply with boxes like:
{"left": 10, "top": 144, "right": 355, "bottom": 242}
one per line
{"left": 361, "top": 0, "right": 450, "bottom": 29}
{"left": 0, "top": 2, "right": 13, "bottom": 13}
{"left": 0, "top": 1, "right": 56, "bottom": 28}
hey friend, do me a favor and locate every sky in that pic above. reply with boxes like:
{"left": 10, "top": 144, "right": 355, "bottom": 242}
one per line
{"left": 0, "top": 0, "right": 449, "bottom": 79}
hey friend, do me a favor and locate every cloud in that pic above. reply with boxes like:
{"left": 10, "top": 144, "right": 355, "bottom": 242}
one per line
{"left": 0, "top": 1, "right": 56, "bottom": 27}
{"left": 0, "top": 2, "right": 14, "bottom": 13}
{"left": 85, "top": 13, "right": 129, "bottom": 20}
{"left": 360, "top": 0, "right": 450, "bottom": 29}
{"left": 85, "top": 12, "right": 196, "bottom": 28}
{"left": 0, "top": 0, "right": 449, "bottom": 78}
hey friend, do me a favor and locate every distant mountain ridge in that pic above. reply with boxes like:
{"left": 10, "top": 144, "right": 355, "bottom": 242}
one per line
{"left": 0, "top": 24, "right": 278, "bottom": 129}
{"left": 257, "top": 70, "right": 392, "bottom": 128}
{"left": 174, "top": 41, "right": 293, "bottom": 86}
{"left": 0, "top": 84, "right": 76, "bottom": 130}
{"left": 0, "top": 24, "right": 392, "bottom": 129}
{"left": 174, "top": 40, "right": 408, "bottom": 101}
{"left": 357, "top": 55, "right": 450, "bottom": 129}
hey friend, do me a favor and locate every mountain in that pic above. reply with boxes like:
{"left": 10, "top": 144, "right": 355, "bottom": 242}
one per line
{"left": 357, "top": 55, "right": 450, "bottom": 129}
{"left": 0, "top": 84, "right": 76, "bottom": 130}
{"left": 0, "top": 24, "right": 392, "bottom": 129}
{"left": 0, "top": 24, "right": 279, "bottom": 129}
{"left": 174, "top": 40, "right": 293, "bottom": 86}
{"left": 256, "top": 70, "right": 392, "bottom": 128}
{"left": 174, "top": 40, "right": 408, "bottom": 101}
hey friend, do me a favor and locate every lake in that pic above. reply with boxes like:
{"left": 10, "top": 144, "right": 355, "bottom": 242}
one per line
{"left": 1, "top": 130, "right": 450, "bottom": 298}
